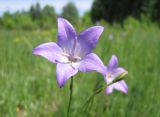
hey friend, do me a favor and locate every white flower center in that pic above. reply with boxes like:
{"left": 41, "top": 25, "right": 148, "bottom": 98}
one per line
{"left": 106, "top": 72, "right": 114, "bottom": 84}
{"left": 68, "top": 56, "right": 81, "bottom": 62}
{"left": 61, "top": 52, "right": 81, "bottom": 63}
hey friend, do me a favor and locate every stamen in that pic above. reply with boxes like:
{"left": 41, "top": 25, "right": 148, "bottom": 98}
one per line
{"left": 74, "top": 56, "right": 81, "bottom": 61}
{"left": 61, "top": 52, "right": 69, "bottom": 57}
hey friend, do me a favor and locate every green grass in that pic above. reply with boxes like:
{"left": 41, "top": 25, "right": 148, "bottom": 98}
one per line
{"left": 0, "top": 20, "right": 160, "bottom": 117}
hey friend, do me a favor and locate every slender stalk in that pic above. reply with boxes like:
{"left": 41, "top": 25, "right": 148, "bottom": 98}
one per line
{"left": 84, "top": 80, "right": 101, "bottom": 115}
{"left": 67, "top": 77, "right": 73, "bottom": 117}
{"left": 83, "top": 85, "right": 106, "bottom": 108}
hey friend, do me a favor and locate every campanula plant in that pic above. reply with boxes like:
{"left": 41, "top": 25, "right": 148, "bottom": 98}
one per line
{"left": 33, "top": 18, "right": 106, "bottom": 117}
{"left": 32, "top": 18, "right": 128, "bottom": 116}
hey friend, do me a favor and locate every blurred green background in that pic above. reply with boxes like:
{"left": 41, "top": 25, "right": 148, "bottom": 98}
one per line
{"left": 0, "top": 0, "right": 160, "bottom": 117}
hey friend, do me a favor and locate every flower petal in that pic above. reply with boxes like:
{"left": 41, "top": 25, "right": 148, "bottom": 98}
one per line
{"left": 77, "top": 26, "right": 104, "bottom": 56}
{"left": 113, "top": 80, "right": 128, "bottom": 93}
{"left": 108, "top": 55, "right": 118, "bottom": 70}
{"left": 113, "top": 67, "right": 126, "bottom": 78}
{"left": 57, "top": 18, "right": 77, "bottom": 54}
{"left": 32, "top": 42, "right": 68, "bottom": 63}
{"left": 78, "top": 53, "right": 106, "bottom": 74}
{"left": 56, "top": 63, "right": 78, "bottom": 87}
{"left": 106, "top": 85, "right": 114, "bottom": 94}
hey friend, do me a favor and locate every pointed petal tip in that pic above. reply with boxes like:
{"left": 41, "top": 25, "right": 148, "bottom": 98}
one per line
{"left": 111, "top": 54, "right": 118, "bottom": 61}
{"left": 122, "top": 90, "right": 128, "bottom": 94}
{"left": 59, "top": 83, "right": 65, "bottom": 88}
{"left": 58, "top": 17, "right": 71, "bottom": 25}
{"left": 56, "top": 76, "right": 66, "bottom": 88}
{"left": 32, "top": 47, "right": 39, "bottom": 54}
{"left": 108, "top": 54, "right": 119, "bottom": 70}
{"left": 96, "top": 26, "right": 104, "bottom": 31}
{"left": 106, "top": 91, "right": 113, "bottom": 94}
{"left": 123, "top": 86, "right": 128, "bottom": 94}
{"left": 114, "top": 80, "right": 128, "bottom": 94}
{"left": 121, "top": 83, "right": 128, "bottom": 94}
{"left": 32, "top": 49, "right": 36, "bottom": 55}
{"left": 56, "top": 63, "right": 78, "bottom": 88}
{"left": 58, "top": 17, "right": 65, "bottom": 22}
{"left": 92, "top": 26, "right": 104, "bottom": 34}
{"left": 32, "top": 47, "right": 40, "bottom": 55}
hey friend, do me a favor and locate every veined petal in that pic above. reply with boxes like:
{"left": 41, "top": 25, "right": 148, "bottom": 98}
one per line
{"left": 56, "top": 63, "right": 78, "bottom": 87}
{"left": 113, "top": 80, "right": 128, "bottom": 93}
{"left": 77, "top": 26, "right": 104, "bottom": 56}
{"left": 78, "top": 53, "right": 106, "bottom": 74}
{"left": 113, "top": 67, "right": 126, "bottom": 78}
{"left": 57, "top": 18, "right": 77, "bottom": 54}
{"left": 106, "top": 85, "right": 114, "bottom": 94}
{"left": 32, "top": 42, "right": 68, "bottom": 63}
{"left": 108, "top": 55, "right": 118, "bottom": 70}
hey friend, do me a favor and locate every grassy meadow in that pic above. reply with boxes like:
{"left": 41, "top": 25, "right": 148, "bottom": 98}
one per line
{"left": 0, "top": 18, "right": 160, "bottom": 117}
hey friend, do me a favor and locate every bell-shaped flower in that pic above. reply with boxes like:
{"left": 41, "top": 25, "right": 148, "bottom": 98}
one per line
{"left": 104, "top": 55, "right": 128, "bottom": 94}
{"left": 32, "top": 18, "right": 105, "bottom": 87}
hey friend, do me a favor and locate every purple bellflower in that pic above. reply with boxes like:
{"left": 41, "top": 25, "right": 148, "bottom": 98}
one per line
{"left": 32, "top": 18, "right": 105, "bottom": 87}
{"left": 104, "top": 55, "right": 128, "bottom": 94}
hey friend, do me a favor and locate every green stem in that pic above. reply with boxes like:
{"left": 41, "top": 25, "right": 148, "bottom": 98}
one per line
{"left": 67, "top": 77, "right": 73, "bottom": 117}
{"left": 83, "top": 85, "right": 106, "bottom": 108}
{"left": 83, "top": 79, "right": 122, "bottom": 108}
